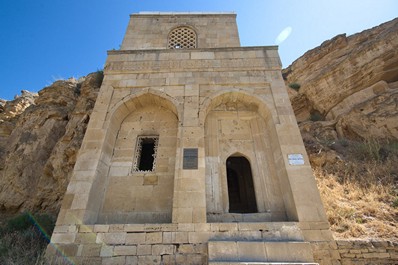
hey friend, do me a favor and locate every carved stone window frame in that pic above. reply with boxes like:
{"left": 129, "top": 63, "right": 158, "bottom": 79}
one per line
{"left": 132, "top": 136, "right": 159, "bottom": 173}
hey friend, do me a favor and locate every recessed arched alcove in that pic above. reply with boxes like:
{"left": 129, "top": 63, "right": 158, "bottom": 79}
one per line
{"left": 204, "top": 91, "right": 289, "bottom": 222}
{"left": 95, "top": 93, "right": 179, "bottom": 224}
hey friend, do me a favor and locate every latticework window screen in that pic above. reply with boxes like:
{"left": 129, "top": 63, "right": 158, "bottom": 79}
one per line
{"left": 168, "top": 27, "right": 197, "bottom": 49}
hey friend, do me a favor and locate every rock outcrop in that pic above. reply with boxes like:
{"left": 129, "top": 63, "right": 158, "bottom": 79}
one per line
{"left": 283, "top": 18, "right": 398, "bottom": 141}
{"left": 0, "top": 72, "right": 102, "bottom": 213}
{"left": 284, "top": 18, "right": 398, "bottom": 239}
{"left": 0, "top": 91, "right": 39, "bottom": 174}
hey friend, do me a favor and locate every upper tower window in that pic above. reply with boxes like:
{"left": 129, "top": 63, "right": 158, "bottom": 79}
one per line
{"left": 168, "top": 27, "right": 197, "bottom": 49}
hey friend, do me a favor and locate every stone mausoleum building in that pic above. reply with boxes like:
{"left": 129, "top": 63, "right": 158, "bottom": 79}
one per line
{"left": 48, "top": 12, "right": 335, "bottom": 265}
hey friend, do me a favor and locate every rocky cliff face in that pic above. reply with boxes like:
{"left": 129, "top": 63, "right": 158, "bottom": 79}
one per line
{"left": 284, "top": 18, "right": 398, "bottom": 239}
{"left": 0, "top": 72, "right": 102, "bottom": 213}
{"left": 284, "top": 18, "right": 398, "bottom": 141}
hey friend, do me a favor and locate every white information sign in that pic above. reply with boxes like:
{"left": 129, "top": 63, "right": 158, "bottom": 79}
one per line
{"left": 288, "top": 154, "right": 304, "bottom": 165}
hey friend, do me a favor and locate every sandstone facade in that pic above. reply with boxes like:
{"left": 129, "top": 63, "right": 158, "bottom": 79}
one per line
{"left": 48, "top": 13, "right": 331, "bottom": 264}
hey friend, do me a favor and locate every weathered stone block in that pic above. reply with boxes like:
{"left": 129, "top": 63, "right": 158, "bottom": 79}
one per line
{"left": 56, "top": 244, "right": 79, "bottom": 257}
{"left": 237, "top": 241, "right": 267, "bottom": 261}
{"left": 138, "top": 255, "right": 161, "bottom": 265}
{"left": 178, "top": 244, "right": 194, "bottom": 253}
{"left": 208, "top": 241, "right": 238, "bottom": 261}
{"left": 114, "top": 245, "right": 137, "bottom": 256}
{"left": 124, "top": 224, "right": 145, "bottom": 232}
{"left": 100, "top": 245, "right": 114, "bottom": 257}
{"left": 75, "top": 233, "right": 97, "bottom": 244}
{"left": 94, "top": 225, "right": 110, "bottom": 233}
{"left": 102, "top": 256, "right": 126, "bottom": 265}
{"left": 143, "top": 175, "right": 158, "bottom": 185}
{"left": 191, "top": 52, "right": 215, "bottom": 60}
{"left": 145, "top": 232, "right": 163, "bottom": 244}
{"left": 81, "top": 244, "right": 102, "bottom": 257}
{"left": 103, "top": 233, "right": 126, "bottom": 245}
{"left": 51, "top": 233, "right": 77, "bottom": 244}
{"left": 53, "top": 225, "right": 78, "bottom": 233}
{"left": 109, "top": 224, "right": 125, "bottom": 232}
{"left": 125, "top": 256, "right": 138, "bottom": 265}
{"left": 152, "top": 244, "right": 176, "bottom": 255}
{"left": 188, "top": 231, "right": 212, "bottom": 243}
{"left": 137, "top": 244, "right": 152, "bottom": 255}
{"left": 126, "top": 233, "right": 146, "bottom": 245}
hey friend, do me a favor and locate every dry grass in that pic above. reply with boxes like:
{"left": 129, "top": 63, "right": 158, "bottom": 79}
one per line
{"left": 316, "top": 169, "right": 397, "bottom": 239}
{"left": 308, "top": 138, "right": 398, "bottom": 240}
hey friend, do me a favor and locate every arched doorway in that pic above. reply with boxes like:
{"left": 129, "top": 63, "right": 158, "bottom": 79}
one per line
{"left": 226, "top": 156, "right": 257, "bottom": 213}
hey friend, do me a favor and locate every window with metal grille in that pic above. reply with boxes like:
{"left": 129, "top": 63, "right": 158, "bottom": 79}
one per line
{"left": 133, "top": 136, "right": 159, "bottom": 172}
{"left": 168, "top": 27, "right": 197, "bottom": 49}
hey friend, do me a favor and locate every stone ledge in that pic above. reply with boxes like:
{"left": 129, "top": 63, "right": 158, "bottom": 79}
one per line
{"left": 108, "top": 46, "right": 279, "bottom": 55}
{"left": 88, "top": 222, "right": 305, "bottom": 234}
{"left": 136, "top": 11, "right": 236, "bottom": 15}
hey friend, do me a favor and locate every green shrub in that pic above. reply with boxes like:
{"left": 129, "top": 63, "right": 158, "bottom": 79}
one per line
{"left": 337, "top": 138, "right": 349, "bottom": 147}
{"left": 309, "top": 112, "right": 323, "bottom": 121}
{"left": 392, "top": 198, "right": 398, "bottom": 208}
{"left": 96, "top": 68, "right": 104, "bottom": 75}
{"left": 383, "top": 141, "right": 398, "bottom": 157}
{"left": 5, "top": 211, "right": 32, "bottom": 232}
{"left": 352, "top": 139, "right": 382, "bottom": 161}
{"left": 353, "top": 139, "right": 398, "bottom": 161}
{"left": 355, "top": 217, "right": 365, "bottom": 224}
{"left": 34, "top": 213, "right": 55, "bottom": 236}
{"left": 0, "top": 212, "right": 56, "bottom": 264}
{"left": 288, "top": 82, "right": 301, "bottom": 91}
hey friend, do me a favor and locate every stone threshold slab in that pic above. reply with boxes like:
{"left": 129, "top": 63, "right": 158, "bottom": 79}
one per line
{"left": 209, "top": 263, "right": 319, "bottom": 265}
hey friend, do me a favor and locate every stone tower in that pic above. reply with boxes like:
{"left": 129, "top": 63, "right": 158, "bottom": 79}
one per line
{"left": 48, "top": 12, "right": 334, "bottom": 265}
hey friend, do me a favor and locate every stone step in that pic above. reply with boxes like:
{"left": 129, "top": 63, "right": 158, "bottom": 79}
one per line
{"left": 208, "top": 261, "right": 319, "bottom": 265}
{"left": 208, "top": 241, "right": 315, "bottom": 264}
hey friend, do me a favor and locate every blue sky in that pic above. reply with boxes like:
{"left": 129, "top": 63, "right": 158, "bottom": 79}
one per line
{"left": 0, "top": 0, "right": 397, "bottom": 100}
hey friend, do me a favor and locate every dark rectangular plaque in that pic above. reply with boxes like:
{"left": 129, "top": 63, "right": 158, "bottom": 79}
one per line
{"left": 183, "top": 148, "right": 198, "bottom": 170}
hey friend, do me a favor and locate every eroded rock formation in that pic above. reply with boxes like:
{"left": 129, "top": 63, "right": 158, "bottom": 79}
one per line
{"left": 284, "top": 18, "right": 398, "bottom": 239}
{"left": 284, "top": 18, "right": 398, "bottom": 141}
{"left": 0, "top": 72, "right": 102, "bottom": 213}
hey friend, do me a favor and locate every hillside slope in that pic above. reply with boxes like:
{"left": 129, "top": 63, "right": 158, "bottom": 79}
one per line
{"left": 284, "top": 18, "right": 398, "bottom": 239}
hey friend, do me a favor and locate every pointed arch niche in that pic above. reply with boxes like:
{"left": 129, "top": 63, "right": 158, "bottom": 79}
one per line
{"left": 204, "top": 92, "right": 288, "bottom": 222}
{"left": 96, "top": 93, "right": 179, "bottom": 224}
